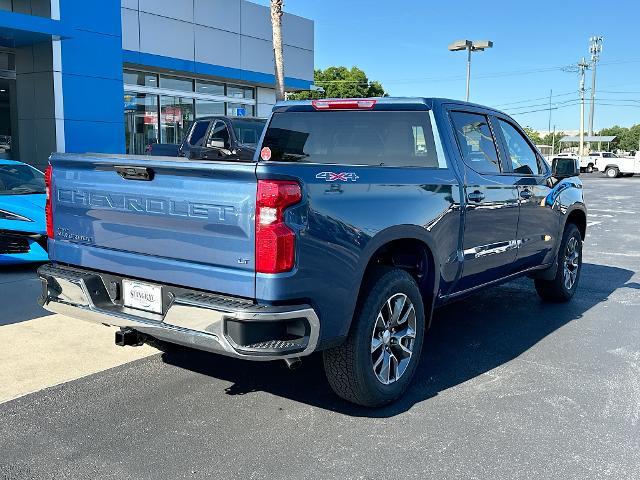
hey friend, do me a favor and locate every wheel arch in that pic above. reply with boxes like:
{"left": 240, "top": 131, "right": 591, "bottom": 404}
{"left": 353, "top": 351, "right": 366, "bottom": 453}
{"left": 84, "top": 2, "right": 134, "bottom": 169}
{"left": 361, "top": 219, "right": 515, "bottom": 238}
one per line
{"left": 352, "top": 226, "right": 441, "bottom": 330}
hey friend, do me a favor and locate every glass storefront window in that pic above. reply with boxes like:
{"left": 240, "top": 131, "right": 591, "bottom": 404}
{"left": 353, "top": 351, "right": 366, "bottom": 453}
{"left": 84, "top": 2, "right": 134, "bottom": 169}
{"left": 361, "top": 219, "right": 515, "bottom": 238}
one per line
{"left": 124, "top": 70, "right": 158, "bottom": 87}
{"left": 228, "top": 103, "right": 254, "bottom": 117}
{"left": 195, "top": 80, "right": 225, "bottom": 96}
{"left": 227, "top": 85, "right": 254, "bottom": 100}
{"left": 195, "top": 100, "right": 225, "bottom": 118}
{"left": 160, "top": 75, "right": 194, "bottom": 92}
{"left": 160, "top": 96, "right": 194, "bottom": 144}
{"left": 124, "top": 92, "right": 159, "bottom": 155}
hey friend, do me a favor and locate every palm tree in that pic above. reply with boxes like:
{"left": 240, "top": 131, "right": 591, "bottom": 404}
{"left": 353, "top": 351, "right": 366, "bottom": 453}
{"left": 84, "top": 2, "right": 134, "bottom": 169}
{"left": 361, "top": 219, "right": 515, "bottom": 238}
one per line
{"left": 270, "top": 0, "right": 285, "bottom": 101}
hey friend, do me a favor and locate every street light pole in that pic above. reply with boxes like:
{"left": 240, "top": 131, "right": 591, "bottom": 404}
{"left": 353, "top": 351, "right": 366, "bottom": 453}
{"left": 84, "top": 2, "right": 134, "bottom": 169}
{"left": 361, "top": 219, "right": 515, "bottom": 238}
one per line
{"left": 448, "top": 40, "right": 493, "bottom": 102}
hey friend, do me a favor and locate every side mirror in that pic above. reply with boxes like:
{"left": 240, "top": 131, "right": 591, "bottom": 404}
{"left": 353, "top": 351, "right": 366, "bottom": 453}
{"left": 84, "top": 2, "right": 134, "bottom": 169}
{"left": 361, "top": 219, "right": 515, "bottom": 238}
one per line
{"left": 207, "top": 139, "right": 226, "bottom": 149}
{"left": 551, "top": 157, "right": 580, "bottom": 178}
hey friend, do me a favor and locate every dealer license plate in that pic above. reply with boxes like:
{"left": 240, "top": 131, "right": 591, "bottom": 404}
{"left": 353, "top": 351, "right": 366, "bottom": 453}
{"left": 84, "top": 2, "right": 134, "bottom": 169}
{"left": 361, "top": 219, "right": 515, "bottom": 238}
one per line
{"left": 122, "top": 280, "right": 163, "bottom": 314}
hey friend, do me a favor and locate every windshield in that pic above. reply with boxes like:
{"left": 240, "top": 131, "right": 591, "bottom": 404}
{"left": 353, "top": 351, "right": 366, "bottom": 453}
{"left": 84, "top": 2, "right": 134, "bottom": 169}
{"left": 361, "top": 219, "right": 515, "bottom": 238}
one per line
{"left": 0, "top": 164, "right": 45, "bottom": 195}
{"left": 231, "top": 119, "right": 266, "bottom": 146}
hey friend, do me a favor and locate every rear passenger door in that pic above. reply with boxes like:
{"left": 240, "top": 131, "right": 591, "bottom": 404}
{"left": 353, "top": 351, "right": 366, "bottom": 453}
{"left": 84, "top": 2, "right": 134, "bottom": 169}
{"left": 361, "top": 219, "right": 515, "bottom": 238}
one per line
{"left": 492, "top": 116, "right": 557, "bottom": 270}
{"left": 448, "top": 109, "right": 520, "bottom": 292}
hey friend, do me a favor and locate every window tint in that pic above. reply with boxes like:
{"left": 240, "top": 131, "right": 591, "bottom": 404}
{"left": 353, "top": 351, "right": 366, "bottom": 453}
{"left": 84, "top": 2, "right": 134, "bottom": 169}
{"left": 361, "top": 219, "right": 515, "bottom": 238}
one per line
{"left": 195, "top": 100, "right": 224, "bottom": 118}
{"left": 208, "top": 122, "right": 230, "bottom": 149}
{"left": 195, "top": 80, "right": 224, "bottom": 95}
{"left": 0, "top": 164, "right": 45, "bottom": 195}
{"left": 498, "top": 119, "right": 542, "bottom": 175}
{"left": 261, "top": 111, "right": 441, "bottom": 167}
{"left": 231, "top": 119, "right": 266, "bottom": 146}
{"left": 124, "top": 70, "right": 157, "bottom": 87}
{"left": 160, "top": 75, "right": 193, "bottom": 92}
{"left": 450, "top": 111, "right": 501, "bottom": 173}
{"left": 188, "top": 121, "right": 210, "bottom": 146}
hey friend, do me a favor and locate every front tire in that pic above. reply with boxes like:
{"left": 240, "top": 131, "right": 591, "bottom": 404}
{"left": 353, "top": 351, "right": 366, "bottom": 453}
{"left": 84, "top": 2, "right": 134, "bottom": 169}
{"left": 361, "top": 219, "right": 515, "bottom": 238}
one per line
{"left": 535, "top": 223, "right": 582, "bottom": 302}
{"left": 323, "top": 268, "right": 426, "bottom": 407}
{"left": 586, "top": 163, "right": 594, "bottom": 173}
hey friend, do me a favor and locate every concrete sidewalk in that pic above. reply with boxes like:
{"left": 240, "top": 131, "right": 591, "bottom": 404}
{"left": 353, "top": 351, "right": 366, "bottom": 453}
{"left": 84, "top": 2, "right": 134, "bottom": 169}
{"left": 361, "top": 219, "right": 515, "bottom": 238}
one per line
{"left": 0, "top": 313, "right": 156, "bottom": 403}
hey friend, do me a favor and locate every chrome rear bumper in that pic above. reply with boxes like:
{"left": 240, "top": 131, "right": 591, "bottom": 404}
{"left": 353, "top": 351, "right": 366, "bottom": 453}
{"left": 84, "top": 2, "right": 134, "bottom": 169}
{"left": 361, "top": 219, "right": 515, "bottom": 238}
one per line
{"left": 37, "top": 264, "right": 320, "bottom": 361}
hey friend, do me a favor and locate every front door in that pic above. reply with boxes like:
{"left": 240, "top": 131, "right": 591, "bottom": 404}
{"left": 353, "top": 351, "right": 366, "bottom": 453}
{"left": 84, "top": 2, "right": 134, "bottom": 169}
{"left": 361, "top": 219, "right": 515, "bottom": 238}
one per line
{"left": 448, "top": 110, "right": 520, "bottom": 292}
{"left": 493, "top": 116, "right": 558, "bottom": 270}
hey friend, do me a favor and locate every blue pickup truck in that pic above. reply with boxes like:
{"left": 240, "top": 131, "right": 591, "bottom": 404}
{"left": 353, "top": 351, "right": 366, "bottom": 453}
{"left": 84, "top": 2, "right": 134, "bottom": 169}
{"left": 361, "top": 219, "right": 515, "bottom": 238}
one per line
{"left": 38, "top": 98, "right": 586, "bottom": 407}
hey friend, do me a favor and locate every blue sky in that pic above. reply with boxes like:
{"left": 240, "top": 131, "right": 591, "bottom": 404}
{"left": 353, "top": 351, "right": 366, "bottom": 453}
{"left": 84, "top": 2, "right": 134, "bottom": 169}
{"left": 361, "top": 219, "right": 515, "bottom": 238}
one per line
{"left": 255, "top": 0, "right": 640, "bottom": 132}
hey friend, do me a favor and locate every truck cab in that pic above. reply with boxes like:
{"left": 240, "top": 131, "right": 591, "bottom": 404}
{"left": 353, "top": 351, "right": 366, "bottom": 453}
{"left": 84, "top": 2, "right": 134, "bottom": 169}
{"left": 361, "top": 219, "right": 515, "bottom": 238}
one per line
{"left": 178, "top": 116, "right": 266, "bottom": 162}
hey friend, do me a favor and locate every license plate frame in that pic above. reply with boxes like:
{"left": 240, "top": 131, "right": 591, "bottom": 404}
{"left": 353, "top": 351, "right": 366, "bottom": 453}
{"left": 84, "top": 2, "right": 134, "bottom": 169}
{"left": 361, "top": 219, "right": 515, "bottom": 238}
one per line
{"left": 122, "top": 279, "right": 163, "bottom": 314}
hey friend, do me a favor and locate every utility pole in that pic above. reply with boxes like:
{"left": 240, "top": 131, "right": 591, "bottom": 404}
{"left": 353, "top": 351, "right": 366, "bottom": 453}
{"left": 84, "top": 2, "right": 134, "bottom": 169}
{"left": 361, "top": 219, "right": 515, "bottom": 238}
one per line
{"left": 588, "top": 36, "right": 603, "bottom": 137}
{"left": 548, "top": 89, "right": 553, "bottom": 134}
{"left": 578, "top": 58, "right": 589, "bottom": 156}
{"left": 552, "top": 125, "right": 556, "bottom": 155}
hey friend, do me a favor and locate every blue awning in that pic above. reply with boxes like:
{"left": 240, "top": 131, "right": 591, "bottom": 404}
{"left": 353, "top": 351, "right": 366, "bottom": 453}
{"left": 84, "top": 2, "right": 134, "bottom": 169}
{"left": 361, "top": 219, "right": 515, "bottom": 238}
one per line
{"left": 0, "top": 10, "right": 72, "bottom": 47}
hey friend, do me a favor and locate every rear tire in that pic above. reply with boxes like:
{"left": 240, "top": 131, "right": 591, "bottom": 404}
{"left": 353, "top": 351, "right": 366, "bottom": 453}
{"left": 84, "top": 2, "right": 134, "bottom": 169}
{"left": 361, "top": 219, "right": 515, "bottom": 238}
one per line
{"left": 323, "top": 268, "right": 426, "bottom": 407}
{"left": 535, "top": 223, "right": 582, "bottom": 302}
{"left": 586, "top": 163, "right": 594, "bottom": 173}
{"left": 605, "top": 167, "right": 619, "bottom": 178}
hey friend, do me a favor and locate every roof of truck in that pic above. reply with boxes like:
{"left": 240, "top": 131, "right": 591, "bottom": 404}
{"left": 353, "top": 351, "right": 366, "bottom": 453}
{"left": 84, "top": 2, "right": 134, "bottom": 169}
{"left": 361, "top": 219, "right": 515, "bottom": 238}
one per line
{"left": 279, "top": 97, "right": 506, "bottom": 110}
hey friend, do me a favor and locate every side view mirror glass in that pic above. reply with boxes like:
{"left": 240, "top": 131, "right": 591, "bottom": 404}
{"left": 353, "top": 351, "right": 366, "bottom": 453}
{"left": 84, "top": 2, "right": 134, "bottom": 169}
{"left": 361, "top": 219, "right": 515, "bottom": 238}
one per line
{"left": 552, "top": 157, "right": 580, "bottom": 178}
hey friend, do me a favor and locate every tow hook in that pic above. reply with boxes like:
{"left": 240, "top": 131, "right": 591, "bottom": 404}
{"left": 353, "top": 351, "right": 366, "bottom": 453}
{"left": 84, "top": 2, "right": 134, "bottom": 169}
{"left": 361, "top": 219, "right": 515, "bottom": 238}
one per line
{"left": 115, "top": 327, "right": 144, "bottom": 347}
{"left": 284, "top": 357, "right": 302, "bottom": 370}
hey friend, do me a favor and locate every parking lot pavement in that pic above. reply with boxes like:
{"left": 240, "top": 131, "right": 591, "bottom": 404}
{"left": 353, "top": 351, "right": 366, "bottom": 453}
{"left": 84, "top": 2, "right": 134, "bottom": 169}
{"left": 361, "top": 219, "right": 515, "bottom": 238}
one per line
{"left": 1, "top": 175, "right": 639, "bottom": 479}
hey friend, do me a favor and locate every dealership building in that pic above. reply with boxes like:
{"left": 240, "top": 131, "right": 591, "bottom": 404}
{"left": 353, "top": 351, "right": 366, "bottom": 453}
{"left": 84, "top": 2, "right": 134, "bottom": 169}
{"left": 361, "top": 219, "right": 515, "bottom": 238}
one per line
{"left": 0, "top": 0, "right": 314, "bottom": 170}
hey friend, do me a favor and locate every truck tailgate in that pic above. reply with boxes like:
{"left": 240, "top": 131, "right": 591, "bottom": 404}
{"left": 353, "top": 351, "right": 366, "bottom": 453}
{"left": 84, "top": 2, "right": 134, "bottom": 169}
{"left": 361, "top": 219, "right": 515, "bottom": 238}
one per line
{"left": 48, "top": 154, "right": 257, "bottom": 298}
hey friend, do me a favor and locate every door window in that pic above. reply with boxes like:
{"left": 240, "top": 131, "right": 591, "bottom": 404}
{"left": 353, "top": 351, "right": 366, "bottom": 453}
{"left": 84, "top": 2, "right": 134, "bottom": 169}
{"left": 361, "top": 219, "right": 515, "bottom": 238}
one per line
{"left": 498, "top": 119, "right": 542, "bottom": 175}
{"left": 208, "top": 121, "right": 230, "bottom": 149}
{"left": 188, "top": 121, "right": 210, "bottom": 146}
{"left": 450, "top": 111, "right": 501, "bottom": 173}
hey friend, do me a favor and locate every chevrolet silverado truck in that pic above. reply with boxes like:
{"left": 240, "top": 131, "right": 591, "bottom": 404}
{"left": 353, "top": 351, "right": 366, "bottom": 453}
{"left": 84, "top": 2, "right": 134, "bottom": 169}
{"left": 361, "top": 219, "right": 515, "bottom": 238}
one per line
{"left": 38, "top": 98, "right": 586, "bottom": 407}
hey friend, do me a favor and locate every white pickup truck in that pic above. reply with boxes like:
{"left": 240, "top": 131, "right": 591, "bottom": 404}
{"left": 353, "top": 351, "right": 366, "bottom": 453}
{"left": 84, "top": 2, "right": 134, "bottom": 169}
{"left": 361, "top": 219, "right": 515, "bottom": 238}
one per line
{"left": 550, "top": 153, "right": 596, "bottom": 173}
{"left": 591, "top": 152, "right": 640, "bottom": 178}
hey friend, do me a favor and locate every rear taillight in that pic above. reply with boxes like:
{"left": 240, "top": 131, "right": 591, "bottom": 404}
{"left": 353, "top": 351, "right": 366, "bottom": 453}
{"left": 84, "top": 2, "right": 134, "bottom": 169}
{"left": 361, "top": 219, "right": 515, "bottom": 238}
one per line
{"left": 311, "top": 99, "right": 376, "bottom": 110}
{"left": 44, "top": 165, "right": 53, "bottom": 238}
{"left": 255, "top": 180, "right": 302, "bottom": 273}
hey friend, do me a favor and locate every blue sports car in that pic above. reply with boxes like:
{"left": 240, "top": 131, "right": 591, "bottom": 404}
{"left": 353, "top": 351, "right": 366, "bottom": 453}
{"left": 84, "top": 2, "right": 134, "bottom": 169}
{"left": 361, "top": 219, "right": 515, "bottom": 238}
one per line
{"left": 0, "top": 160, "right": 48, "bottom": 265}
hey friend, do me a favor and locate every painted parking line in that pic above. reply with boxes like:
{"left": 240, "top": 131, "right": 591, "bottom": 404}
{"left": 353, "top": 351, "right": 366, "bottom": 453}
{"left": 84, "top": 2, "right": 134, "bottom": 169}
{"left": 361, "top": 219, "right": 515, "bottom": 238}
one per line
{"left": 0, "top": 314, "right": 157, "bottom": 404}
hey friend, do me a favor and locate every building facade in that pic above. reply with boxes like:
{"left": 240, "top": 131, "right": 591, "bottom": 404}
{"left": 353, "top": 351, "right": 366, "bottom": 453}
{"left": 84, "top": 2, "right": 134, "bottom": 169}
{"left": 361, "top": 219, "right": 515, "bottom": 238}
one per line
{"left": 0, "top": 0, "right": 314, "bottom": 170}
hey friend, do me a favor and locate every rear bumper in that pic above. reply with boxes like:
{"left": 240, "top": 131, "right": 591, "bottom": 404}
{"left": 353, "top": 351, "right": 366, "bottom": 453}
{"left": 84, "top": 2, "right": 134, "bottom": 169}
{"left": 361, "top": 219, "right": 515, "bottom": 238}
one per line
{"left": 37, "top": 263, "right": 320, "bottom": 361}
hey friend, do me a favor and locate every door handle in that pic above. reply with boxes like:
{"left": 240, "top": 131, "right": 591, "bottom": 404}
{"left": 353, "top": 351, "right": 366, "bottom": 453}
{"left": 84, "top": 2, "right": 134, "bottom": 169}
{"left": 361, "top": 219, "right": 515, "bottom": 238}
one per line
{"left": 520, "top": 189, "right": 533, "bottom": 200}
{"left": 467, "top": 190, "right": 485, "bottom": 203}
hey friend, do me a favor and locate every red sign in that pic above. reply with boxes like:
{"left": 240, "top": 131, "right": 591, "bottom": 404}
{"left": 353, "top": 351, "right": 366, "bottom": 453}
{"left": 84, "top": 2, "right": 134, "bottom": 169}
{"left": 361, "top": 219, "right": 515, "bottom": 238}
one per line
{"left": 260, "top": 147, "right": 272, "bottom": 161}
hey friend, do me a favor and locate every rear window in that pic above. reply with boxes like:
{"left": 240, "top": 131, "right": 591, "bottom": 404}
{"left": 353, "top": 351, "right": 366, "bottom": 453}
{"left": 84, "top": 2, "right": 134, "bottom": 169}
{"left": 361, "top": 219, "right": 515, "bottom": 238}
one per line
{"left": 261, "top": 111, "right": 442, "bottom": 167}
{"left": 231, "top": 119, "right": 266, "bottom": 146}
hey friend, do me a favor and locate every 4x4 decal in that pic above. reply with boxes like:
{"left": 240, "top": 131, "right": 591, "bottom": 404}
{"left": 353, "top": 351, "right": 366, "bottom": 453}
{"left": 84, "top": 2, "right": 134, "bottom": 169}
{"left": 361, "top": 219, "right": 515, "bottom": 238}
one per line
{"left": 315, "top": 172, "right": 360, "bottom": 182}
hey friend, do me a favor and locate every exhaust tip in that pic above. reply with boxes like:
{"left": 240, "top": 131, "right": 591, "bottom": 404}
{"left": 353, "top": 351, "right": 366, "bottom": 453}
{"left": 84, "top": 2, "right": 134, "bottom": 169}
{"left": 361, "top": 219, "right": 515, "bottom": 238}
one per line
{"left": 284, "top": 357, "right": 302, "bottom": 370}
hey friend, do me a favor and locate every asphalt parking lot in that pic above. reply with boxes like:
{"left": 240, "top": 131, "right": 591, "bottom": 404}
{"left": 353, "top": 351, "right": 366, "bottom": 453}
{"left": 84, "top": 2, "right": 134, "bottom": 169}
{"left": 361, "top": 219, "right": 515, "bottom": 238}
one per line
{"left": 1, "top": 174, "right": 639, "bottom": 479}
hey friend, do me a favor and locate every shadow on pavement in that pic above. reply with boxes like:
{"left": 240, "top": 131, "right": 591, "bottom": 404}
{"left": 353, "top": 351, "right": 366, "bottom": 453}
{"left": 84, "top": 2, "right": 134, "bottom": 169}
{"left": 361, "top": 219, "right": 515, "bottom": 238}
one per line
{"left": 161, "top": 263, "right": 635, "bottom": 417}
{"left": 0, "top": 263, "right": 51, "bottom": 325}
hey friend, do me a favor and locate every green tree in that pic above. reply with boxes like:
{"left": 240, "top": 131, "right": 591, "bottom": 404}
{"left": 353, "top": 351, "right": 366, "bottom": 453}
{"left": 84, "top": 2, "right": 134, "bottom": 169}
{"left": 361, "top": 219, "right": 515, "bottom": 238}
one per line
{"left": 288, "top": 66, "right": 387, "bottom": 100}
{"left": 597, "top": 125, "right": 628, "bottom": 151}
{"left": 523, "top": 126, "right": 543, "bottom": 145}
{"left": 541, "top": 131, "right": 566, "bottom": 153}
